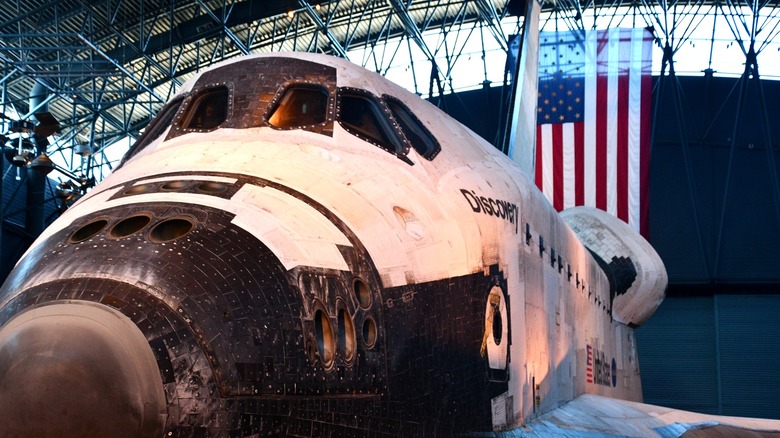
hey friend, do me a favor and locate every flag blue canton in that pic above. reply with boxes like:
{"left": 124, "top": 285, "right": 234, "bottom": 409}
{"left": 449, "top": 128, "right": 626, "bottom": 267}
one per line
{"left": 537, "top": 73, "right": 584, "bottom": 124}
{"left": 537, "top": 31, "right": 585, "bottom": 125}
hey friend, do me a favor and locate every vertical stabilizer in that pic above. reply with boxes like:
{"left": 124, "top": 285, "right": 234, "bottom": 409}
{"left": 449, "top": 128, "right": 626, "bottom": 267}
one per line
{"left": 505, "top": 0, "right": 542, "bottom": 176}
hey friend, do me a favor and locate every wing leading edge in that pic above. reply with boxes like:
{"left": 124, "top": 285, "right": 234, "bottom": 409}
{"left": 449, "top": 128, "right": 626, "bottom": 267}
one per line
{"left": 487, "top": 394, "right": 780, "bottom": 437}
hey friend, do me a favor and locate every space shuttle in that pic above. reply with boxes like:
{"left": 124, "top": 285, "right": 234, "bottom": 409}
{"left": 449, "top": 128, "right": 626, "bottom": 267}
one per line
{"left": 0, "top": 53, "right": 778, "bottom": 436}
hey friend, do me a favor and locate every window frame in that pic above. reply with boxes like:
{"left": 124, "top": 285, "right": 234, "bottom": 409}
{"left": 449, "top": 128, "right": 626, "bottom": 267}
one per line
{"left": 265, "top": 83, "right": 331, "bottom": 130}
{"left": 336, "top": 87, "right": 410, "bottom": 160}
{"left": 120, "top": 95, "right": 186, "bottom": 165}
{"left": 178, "top": 84, "right": 233, "bottom": 133}
{"left": 382, "top": 95, "right": 441, "bottom": 160}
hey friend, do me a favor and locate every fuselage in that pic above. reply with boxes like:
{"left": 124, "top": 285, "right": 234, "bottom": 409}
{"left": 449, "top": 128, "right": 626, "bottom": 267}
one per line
{"left": 0, "top": 53, "right": 660, "bottom": 436}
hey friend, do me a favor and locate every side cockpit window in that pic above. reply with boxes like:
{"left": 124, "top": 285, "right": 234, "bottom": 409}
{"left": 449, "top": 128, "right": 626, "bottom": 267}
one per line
{"left": 268, "top": 85, "right": 328, "bottom": 128}
{"left": 120, "top": 96, "right": 185, "bottom": 164}
{"left": 181, "top": 86, "right": 229, "bottom": 130}
{"left": 338, "top": 91, "right": 405, "bottom": 155}
{"left": 384, "top": 97, "right": 440, "bottom": 160}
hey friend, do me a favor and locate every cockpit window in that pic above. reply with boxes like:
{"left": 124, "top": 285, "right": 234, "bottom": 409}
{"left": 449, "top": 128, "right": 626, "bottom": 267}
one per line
{"left": 338, "top": 91, "right": 404, "bottom": 154}
{"left": 268, "top": 85, "right": 328, "bottom": 128}
{"left": 120, "top": 96, "right": 185, "bottom": 164}
{"left": 384, "top": 97, "right": 440, "bottom": 160}
{"left": 181, "top": 86, "right": 229, "bottom": 130}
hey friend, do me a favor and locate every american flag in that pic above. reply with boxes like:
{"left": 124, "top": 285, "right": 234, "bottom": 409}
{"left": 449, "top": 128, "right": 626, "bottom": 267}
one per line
{"left": 535, "top": 28, "right": 653, "bottom": 236}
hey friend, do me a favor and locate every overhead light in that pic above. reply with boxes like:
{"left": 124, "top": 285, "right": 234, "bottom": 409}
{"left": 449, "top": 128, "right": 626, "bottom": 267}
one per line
{"left": 29, "top": 153, "right": 55, "bottom": 176}
{"left": 56, "top": 180, "right": 77, "bottom": 201}
{"left": 77, "top": 174, "right": 96, "bottom": 190}
{"left": 33, "top": 112, "right": 59, "bottom": 137}
{"left": 11, "top": 154, "right": 29, "bottom": 167}
{"left": 287, "top": 10, "right": 295, "bottom": 18}
{"left": 4, "top": 138, "right": 35, "bottom": 167}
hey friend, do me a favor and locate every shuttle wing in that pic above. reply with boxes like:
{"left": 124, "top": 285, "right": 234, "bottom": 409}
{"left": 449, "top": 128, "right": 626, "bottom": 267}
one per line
{"left": 507, "top": 394, "right": 780, "bottom": 437}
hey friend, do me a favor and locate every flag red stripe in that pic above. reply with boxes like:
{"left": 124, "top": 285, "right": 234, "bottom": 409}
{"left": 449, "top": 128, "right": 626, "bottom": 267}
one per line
{"left": 575, "top": 121, "right": 585, "bottom": 206}
{"left": 595, "top": 34, "right": 609, "bottom": 211}
{"left": 553, "top": 123, "right": 564, "bottom": 211}
{"left": 536, "top": 124, "right": 543, "bottom": 188}
{"left": 595, "top": 75, "right": 608, "bottom": 211}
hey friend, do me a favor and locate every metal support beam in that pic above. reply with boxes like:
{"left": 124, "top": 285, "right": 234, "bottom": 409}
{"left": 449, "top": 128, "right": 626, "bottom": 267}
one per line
{"left": 299, "top": 1, "right": 350, "bottom": 58}
{"left": 0, "top": 50, "right": 131, "bottom": 141}
{"left": 387, "top": 0, "right": 446, "bottom": 98}
{"left": 656, "top": 42, "right": 713, "bottom": 280}
{"left": 751, "top": 55, "right": 780, "bottom": 250}
{"left": 713, "top": 43, "right": 753, "bottom": 279}
{"left": 22, "top": 91, "right": 55, "bottom": 120}
{"left": 388, "top": 0, "right": 438, "bottom": 63}
{"left": 0, "top": 70, "right": 16, "bottom": 87}
{"left": 2, "top": 0, "right": 780, "bottom": 216}
{"left": 77, "top": 1, "right": 183, "bottom": 88}
{"left": 474, "top": 0, "right": 509, "bottom": 52}
{"left": 195, "top": 0, "right": 251, "bottom": 55}
{"left": 76, "top": 34, "right": 165, "bottom": 103}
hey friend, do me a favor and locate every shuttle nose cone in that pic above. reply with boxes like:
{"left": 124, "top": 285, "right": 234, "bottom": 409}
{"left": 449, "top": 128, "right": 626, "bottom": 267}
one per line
{"left": 0, "top": 302, "right": 166, "bottom": 437}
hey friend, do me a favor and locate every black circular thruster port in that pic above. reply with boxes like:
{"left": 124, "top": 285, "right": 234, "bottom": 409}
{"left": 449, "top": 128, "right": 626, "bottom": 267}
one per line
{"left": 160, "top": 181, "right": 190, "bottom": 191}
{"left": 337, "top": 308, "right": 356, "bottom": 363}
{"left": 362, "top": 317, "right": 377, "bottom": 349}
{"left": 197, "top": 181, "right": 228, "bottom": 193}
{"left": 123, "top": 183, "right": 156, "bottom": 195}
{"left": 314, "top": 309, "right": 335, "bottom": 368}
{"left": 69, "top": 219, "right": 108, "bottom": 243}
{"left": 148, "top": 218, "right": 194, "bottom": 243}
{"left": 109, "top": 215, "right": 152, "bottom": 239}
{"left": 354, "top": 278, "right": 371, "bottom": 309}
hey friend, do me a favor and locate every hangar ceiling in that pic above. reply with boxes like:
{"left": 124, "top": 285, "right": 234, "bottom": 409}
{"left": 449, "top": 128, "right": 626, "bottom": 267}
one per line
{"left": 0, "top": 0, "right": 779, "bottom": 213}
{"left": 0, "top": 0, "right": 517, "bottom": 189}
